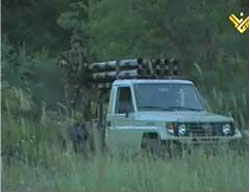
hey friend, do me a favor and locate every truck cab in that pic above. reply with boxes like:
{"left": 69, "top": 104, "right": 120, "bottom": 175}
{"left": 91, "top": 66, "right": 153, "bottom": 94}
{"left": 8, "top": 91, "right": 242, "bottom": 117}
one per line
{"left": 105, "top": 79, "right": 242, "bottom": 153}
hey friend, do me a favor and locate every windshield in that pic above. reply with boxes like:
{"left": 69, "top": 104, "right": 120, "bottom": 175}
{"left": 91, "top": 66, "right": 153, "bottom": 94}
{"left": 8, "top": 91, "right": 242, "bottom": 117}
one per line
{"left": 134, "top": 83, "right": 205, "bottom": 111}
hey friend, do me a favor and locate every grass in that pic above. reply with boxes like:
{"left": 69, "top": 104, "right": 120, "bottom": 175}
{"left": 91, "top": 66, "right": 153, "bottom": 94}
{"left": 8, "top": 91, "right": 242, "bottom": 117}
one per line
{"left": 1, "top": 79, "right": 249, "bottom": 191}
{"left": 1, "top": 106, "right": 249, "bottom": 191}
{"left": 2, "top": 146, "right": 249, "bottom": 191}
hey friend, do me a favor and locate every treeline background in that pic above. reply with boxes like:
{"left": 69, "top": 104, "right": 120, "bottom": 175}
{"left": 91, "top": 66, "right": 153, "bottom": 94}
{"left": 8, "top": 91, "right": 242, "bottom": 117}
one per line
{"left": 2, "top": 0, "right": 248, "bottom": 122}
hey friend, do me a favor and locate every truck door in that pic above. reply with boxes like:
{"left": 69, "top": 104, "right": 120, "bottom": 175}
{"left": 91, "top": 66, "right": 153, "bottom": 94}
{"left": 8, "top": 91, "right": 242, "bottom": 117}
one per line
{"left": 106, "top": 86, "right": 139, "bottom": 152}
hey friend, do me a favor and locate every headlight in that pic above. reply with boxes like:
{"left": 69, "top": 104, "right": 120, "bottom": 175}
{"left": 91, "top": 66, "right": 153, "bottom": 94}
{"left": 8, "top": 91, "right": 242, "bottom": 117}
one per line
{"left": 178, "top": 124, "right": 187, "bottom": 136}
{"left": 166, "top": 122, "right": 176, "bottom": 135}
{"left": 222, "top": 123, "right": 232, "bottom": 135}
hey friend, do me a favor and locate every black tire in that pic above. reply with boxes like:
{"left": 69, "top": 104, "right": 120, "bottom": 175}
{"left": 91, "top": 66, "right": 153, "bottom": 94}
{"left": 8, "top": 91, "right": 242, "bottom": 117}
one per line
{"left": 141, "top": 134, "right": 171, "bottom": 159}
{"left": 68, "top": 121, "right": 93, "bottom": 155}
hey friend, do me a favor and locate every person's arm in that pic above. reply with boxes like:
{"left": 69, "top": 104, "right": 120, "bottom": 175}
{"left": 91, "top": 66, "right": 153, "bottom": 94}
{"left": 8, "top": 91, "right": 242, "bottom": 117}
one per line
{"left": 57, "top": 52, "right": 69, "bottom": 69}
{"left": 82, "top": 47, "right": 88, "bottom": 68}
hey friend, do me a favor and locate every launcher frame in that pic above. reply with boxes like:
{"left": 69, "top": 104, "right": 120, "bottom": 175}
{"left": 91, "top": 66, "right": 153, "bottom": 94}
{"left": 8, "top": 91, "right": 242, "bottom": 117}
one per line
{"left": 87, "top": 58, "right": 180, "bottom": 126}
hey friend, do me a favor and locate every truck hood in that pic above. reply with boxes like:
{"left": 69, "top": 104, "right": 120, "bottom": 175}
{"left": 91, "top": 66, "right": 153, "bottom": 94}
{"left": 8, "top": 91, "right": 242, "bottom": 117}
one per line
{"left": 135, "top": 111, "right": 233, "bottom": 122}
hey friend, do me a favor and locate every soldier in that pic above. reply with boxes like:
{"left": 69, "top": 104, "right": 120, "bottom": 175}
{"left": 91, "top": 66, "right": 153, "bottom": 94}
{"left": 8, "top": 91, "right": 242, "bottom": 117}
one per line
{"left": 57, "top": 31, "right": 90, "bottom": 119}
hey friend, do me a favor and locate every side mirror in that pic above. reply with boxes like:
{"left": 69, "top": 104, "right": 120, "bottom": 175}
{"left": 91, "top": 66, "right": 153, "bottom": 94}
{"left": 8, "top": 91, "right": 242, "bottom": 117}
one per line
{"left": 121, "top": 105, "right": 129, "bottom": 118}
{"left": 123, "top": 105, "right": 132, "bottom": 118}
{"left": 125, "top": 104, "right": 134, "bottom": 118}
{"left": 119, "top": 102, "right": 133, "bottom": 117}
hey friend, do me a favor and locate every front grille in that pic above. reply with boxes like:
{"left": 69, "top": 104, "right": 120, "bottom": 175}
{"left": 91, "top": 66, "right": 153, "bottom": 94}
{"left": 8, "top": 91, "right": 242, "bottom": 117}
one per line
{"left": 184, "top": 122, "right": 234, "bottom": 137}
{"left": 192, "top": 138, "right": 219, "bottom": 142}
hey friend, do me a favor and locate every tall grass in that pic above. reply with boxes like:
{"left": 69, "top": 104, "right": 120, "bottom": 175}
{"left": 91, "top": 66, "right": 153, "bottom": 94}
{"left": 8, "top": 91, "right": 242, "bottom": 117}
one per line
{"left": 2, "top": 145, "right": 249, "bottom": 191}
{"left": 2, "top": 59, "right": 249, "bottom": 191}
{"left": 1, "top": 83, "right": 249, "bottom": 192}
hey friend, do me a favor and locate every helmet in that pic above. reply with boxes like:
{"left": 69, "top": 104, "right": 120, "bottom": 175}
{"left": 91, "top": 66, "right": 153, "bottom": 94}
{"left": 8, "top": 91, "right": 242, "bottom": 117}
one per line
{"left": 70, "top": 33, "right": 82, "bottom": 45}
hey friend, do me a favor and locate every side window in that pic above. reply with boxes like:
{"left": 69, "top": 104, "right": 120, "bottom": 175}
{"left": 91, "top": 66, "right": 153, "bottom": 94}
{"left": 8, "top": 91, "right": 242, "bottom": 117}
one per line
{"left": 115, "top": 87, "right": 134, "bottom": 114}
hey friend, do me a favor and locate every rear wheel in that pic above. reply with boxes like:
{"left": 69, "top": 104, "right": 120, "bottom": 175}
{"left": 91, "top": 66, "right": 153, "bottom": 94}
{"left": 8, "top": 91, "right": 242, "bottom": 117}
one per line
{"left": 68, "top": 121, "right": 94, "bottom": 156}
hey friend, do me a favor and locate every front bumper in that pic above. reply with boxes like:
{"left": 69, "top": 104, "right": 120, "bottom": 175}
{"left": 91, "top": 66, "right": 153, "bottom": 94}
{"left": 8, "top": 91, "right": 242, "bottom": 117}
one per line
{"left": 166, "top": 130, "right": 242, "bottom": 144}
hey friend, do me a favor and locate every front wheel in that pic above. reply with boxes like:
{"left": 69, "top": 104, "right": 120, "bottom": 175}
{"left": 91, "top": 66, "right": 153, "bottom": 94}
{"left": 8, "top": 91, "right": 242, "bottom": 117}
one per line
{"left": 141, "top": 134, "right": 171, "bottom": 159}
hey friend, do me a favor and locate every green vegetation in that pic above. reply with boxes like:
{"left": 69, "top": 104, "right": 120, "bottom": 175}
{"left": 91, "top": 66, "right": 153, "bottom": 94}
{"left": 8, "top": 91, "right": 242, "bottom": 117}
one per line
{"left": 1, "top": 85, "right": 249, "bottom": 191}
{"left": 1, "top": 0, "right": 249, "bottom": 191}
{"left": 2, "top": 149, "right": 249, "bottom": 191}
{"left": 2, "top": 105, "right": 249, "bottom": 191}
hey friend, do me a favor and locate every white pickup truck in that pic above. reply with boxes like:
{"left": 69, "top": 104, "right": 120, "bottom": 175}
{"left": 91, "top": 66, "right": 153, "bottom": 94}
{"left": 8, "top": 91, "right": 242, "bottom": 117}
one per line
{"left": 69, "top": 58, "right": 242, "bottom": 155}
{"left": 104, "top": 78, "right": 242, "bottom": 153}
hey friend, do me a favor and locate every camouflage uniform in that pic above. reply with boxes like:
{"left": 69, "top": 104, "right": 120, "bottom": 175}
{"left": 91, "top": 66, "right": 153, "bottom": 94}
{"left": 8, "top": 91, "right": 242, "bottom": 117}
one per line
{"left": 57, "top": 32, "right": 90, "bottom": 119}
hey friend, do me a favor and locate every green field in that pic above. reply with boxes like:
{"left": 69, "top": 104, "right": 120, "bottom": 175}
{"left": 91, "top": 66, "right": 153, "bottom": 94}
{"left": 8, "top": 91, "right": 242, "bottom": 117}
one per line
{"left": 1, "top": 83, "right": 249, "bottom": 192}
{"left": 2, "top": 107, "right": 249, "bottom": 192}
{"left": 2, "top": 0, "right": 249, "bottom": 191}
{"left": 2, "top": 145, "right": 249, "bottom": 191}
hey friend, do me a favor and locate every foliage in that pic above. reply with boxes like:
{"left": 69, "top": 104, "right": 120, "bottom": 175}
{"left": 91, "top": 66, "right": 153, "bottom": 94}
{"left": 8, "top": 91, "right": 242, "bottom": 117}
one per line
{"left": 1, "top": 0, "right": 74, "bottom": 53}
{"left": 31, "top": 50, "right": 65, "bottom": 108}
{"left": 2, "top": 36, "right": 65, "bottom": 108}
{"left": 1, "top": 36, "right": 35, "bottom": 89}
{"left": 1, "top": 0, "right": 249, "bottom": 191}
{"left": 2, "top": 130, "right": 249, "bottom": 191}
{"left": 1, "top": 102, "right": 249, "bottom": 192}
